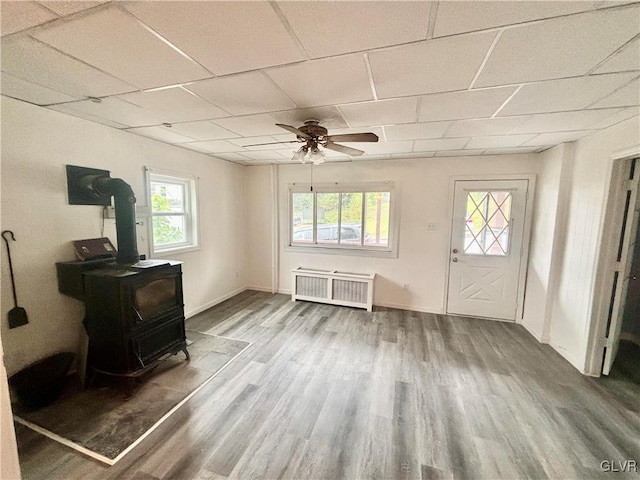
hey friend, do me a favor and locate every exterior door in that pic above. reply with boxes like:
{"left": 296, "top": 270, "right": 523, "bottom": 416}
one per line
{"left": 447, "top": 179, "right": 529, "bottom": 320}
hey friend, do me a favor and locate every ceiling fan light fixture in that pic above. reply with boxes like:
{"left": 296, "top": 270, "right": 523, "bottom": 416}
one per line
{"left": 292, "top": 145, "right": 309, "bottom": 163}
{"left": 309, "top": 147, "right": 325, "bottom": 165}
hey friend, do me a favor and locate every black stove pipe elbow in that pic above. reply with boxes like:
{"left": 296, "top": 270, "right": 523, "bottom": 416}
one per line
{"left": 92, "top": 176, "right": 140, "bottom": 265}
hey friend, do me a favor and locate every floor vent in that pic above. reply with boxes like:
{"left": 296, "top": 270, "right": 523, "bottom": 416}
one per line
{"left": 291, "top": 268, "right": 375, "bottom": 311}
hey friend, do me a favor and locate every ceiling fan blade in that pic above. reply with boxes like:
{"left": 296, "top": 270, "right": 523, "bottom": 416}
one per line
{"left": 242, "top": 140, "right": 301, "bottom": 147}
{"left": 325, "top": 133, "right": 379, "bottom": 143}
{"left": 324, "top": 142, "right": 365, "bottom": 156}
{"left": 276, "top": 123, "right": 312, "bottom": 140}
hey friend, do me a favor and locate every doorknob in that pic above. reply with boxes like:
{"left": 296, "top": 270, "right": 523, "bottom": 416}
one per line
{"left": 452, "top": 258, "right": 458, "bottom": 262}
{"left": 452, "top": 249, "right": 458, "bottom": 254}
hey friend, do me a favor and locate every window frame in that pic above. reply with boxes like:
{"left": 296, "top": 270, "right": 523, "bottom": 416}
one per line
{"left": 287, "top": 182, "right": 399, "bottom": 258}
{"left": 146, "top": 167, "right": 200, "bottom": 257}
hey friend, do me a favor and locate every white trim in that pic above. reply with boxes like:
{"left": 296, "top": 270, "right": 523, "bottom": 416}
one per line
{"left": 271, "top": 165, "right": 279, "bottom": 294}
{"left": 549, "top": 339, "right": 588, "bottom": 374}
{"left": 585, "top": 145, "right": 640, "bottom": 376}
{"left": 14, "top": 338, "right": 252, "bottom": 465}
{"left": 443, "top": 174, "right": 536, "bottom": 320}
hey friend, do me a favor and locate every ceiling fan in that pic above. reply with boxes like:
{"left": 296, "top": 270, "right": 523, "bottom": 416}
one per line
{"left": 242, "top": 120, "right": 379, "bottom": 165}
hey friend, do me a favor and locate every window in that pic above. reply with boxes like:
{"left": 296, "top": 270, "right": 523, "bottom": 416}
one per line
{"left": 464, "top": 191, "right": 512, "bottom": 256}
{"left": 289, "top": 183, "right": 397, "bottom": 256}
{"left": 147, "top": 168, "right": 199, "bottom": 255}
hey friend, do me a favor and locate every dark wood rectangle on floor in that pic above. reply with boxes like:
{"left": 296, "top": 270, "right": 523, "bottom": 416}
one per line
{"left": 14, "top": 291, "right": 640, "bottom": 479}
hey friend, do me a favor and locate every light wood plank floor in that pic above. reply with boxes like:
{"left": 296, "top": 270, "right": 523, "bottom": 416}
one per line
{"left": 15, "top": 291, "right": 640, "bottom": 479}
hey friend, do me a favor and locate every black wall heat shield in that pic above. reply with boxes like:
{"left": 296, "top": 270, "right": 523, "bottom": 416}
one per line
{"left": 66, "top": 165, "right": 111, "bottom": 206}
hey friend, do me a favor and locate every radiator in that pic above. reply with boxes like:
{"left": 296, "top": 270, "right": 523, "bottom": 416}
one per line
{"left": 291, "top": 268, "right": 375, "bottom": 311}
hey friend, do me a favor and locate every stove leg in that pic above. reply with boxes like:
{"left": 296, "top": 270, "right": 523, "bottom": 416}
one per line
{"left": 183, "top": 347, "right": 190, "bottom": 361}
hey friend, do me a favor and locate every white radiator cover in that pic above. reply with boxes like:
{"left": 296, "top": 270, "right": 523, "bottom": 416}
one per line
{"left": 291, "top": 268, "right": 375, "bottom": 311}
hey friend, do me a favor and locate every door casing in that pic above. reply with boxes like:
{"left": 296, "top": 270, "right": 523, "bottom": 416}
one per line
{"left": 443, "top": 174, "right": 536, "bottom": 322}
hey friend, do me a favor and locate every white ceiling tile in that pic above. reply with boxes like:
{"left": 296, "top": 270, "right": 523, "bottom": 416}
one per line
{"left": 273, "top": 107, "right": 349, "bottom": 130}
{"left": 498, "top": 73, "right": 638, "bottom": 116}
{"left": 466, "top": 134, "right": 536, "bottom": 149}
{"left": 445, "top": 117, "right": 530, "bottom": 137}
{"left": 419, "top": 88, "right": 516, "bottom": 122}
{"left": 266, "top": 55, "right": 373, "bottom": 107}
{"left": 587, "top": 106, "right": 639, "bottom": 129}
{"left": 213, "top": 153, "right": 253, "bottom": 162}
{"left": 37, "top": 1, "right": 108, "bottom": 16}
{"left": 125, "top": 126, "right": 197, "bottom": 144}
{"left": 385, "top": 122, "right": 452, "bottom": 141}
{"left": 47, "top": 103, "right": 129, "bottom": 128}
{"left": 339, "top": 97, "right": 419, "bottom": 127}
{"left": 434, "top": 149, "right": 486, "bottom": 157}
{"left": 1, "top": 72, "right": 78, "bottom": 105}
{"left": 475, "top": 6, "right": 640, "bottom": 87}
{"left": 369, "top": 32, "right": 497, "bottom": 98}
{"left": 347, "top": 141, "right": 414, "bottom": 155}
{"left": 1, "top": 1, "right": 58, "bottom": 36}
{"left": 169, "top": 120, "right": 240, "bottom": 141}
{"left": 1, "top": 36, "right": 135, "bottom": 97}
{"left": 182, "top": 140, "right": 246, "bottom": 154}
{"left": 49, "top": 97, "right": 162, "bottom": 127}
{"left": 482, "top": 147, "right": 541, "bottom": 155}
{"left": 213, "top": 113, "right": 286, "bottom": 137}
{"left": 277, "top": 1, "right": 430, "bottom": 58}
{"left": 240, "top": 150, "right": 289, "bottom": 161}
{"left": 590, "top": 77, "right": 640, "bottom": 108}
{"left": 433, "top": 1, "right": 600, "bottom": 37}
{"left": 32, "top": 6, "right": 212, "bottom": 89}
{"left": 521, "top": 131, "right": 597, "bottom": 146}
{"left": 414, "top": 138, "right": 469, "bottom": 151}
{"left": 124, "top": 1, "right": 305, "bottom": 75}
{"left": 229, "top": 136, "right": 285, "bottom": 151}
{"left": 185, "top": 72, "right": 295, "bottom": 115}
{"left": 510, "top": 108, "right": 623, "bottom": 133}
{"left": 593, "top": 38, "right": 640, "bottom": 74}
{"left": 117, "top": 87, "right": 229, "bottom": 123}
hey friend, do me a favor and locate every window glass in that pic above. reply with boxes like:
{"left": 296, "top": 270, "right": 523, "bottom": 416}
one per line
{"left": 464, "top": 191, "right": 511, "bottom": 256}
{"left": 364, "top": 192, "right": 390, "bottom": 247}
{"left": 340, "top": 193, "right": 363, "bottom": 245}
{"left": 292, "top": 192, "right": 314, "bottom": 244}
{"left": 317, "top": 193, "right": 339, "bottom": 244}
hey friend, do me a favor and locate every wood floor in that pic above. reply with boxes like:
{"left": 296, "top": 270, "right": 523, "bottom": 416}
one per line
{"left": 14, "top": 290, "right": 640, "bottom": 480}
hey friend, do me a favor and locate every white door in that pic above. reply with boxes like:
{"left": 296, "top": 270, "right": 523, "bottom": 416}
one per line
{"left": 447, "top": 180, "right": 529, "bottom": 320}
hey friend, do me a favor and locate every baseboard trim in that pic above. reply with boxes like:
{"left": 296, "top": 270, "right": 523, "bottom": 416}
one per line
{"left": 549, "top": 338, "right": 587, "bottom": 374}
{"left": 185, "top": 286, "right": 247, "bottom": 319}
{"left": 521, "top": 321, "right": 548, "bottom": 344}
{"left": 245, "top": 285, "right": 275, "bottom": 293}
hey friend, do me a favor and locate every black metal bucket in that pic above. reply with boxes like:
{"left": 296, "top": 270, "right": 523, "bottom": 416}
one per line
{"left": 8, "top": 352, "right": 74, "bottom": 410}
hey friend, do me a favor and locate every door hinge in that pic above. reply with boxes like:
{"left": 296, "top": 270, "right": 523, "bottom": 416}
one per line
{"left": 603, "top": 336, "right": 614, "bottom": 349}
{"left": 613, "top": 261, "right": 621, "bottom": 272}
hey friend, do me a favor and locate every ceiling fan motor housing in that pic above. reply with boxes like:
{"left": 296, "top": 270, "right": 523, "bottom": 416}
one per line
{"left": 298, "top": 120, "right": 328, "bottom": 141}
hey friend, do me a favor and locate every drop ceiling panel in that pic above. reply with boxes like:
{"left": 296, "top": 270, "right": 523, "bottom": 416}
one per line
{"left": 391, "top": 152, "right": 435, "bottom": 159}
{"left": 498, "top": 73, "right": 638, "bottom": 116}
{"left": 385, "top": 122, "right": 452, "bottom": 141}
{"left": 124, "top": 1, "right": 305, "bottom": 75}
{"left": 466, "top": 134, "right": 535, "bottom": 149}
{"left": 590, "top": 77, "right": 640, "bottom": 108}
{"left": 433, "top": 1, "right": 600, "bottom": 38}
{"left": 32, "top": 6, "right": 212, "bottom": 89}
{"left": 240, "top": 150, "right": 289, "bottom": 161}
{"left": 273, "top": 107, "right": 349, "bottom": 129}
{"left": 522, "top": 131, "right": 596, "bottom": 146}
{"left": 482, "top": 147, "right": 541, "bottom": 155}
{"left": 266, "top": 55, "right": 373, "bottom": 107}
{"left": 212, "top": 114, "right": 284, "bottom": 137}
{"left": 1, "top": 36, "right": 135, "bottom": 97}
{"left": 587, "top": 106, "right": 639, "bottom": 129}
{"left": 182, "top": 140, "right": 246, "bottom": 154}
{"left": 339, "top": 97, "right": 419, "bottom": 127}
{"left": 47, "top": 103, "right": 129, "bottom": 128}
{"left": 50, "top": 97, "right": 163, "bottom": 127}
{"left": 1, "top": 72, "right": 78, "bottom": 105}
{"left": 185, "top": 72, "right": 296, "bottom": 116}
{"left": 117, "top": 87, "right": 229, "bottom": 123}
{"left": 475, "top": 6, "right": 640, "bottom": 87}
{"left": 38, "top": 1, "right": 108, "bottom": 16}
{"left": 419, "top": 88, "right": 516, "bottom": 122}
{"left": 369, "top": 32, "right": 496, "bottom": 98}
{"left": 348, "top": 141, "right": 414, "bottom": 155}
{"left": 414, "top": 138, "right": 469, "bottom": 151}
{"left": 445, "top": 117, "right": 530, "bottom": 137}
{"left": 277, "top": 1, "right": 430, "bottom": 58}
{"left": 169, "top": 121, "right": 240, "bottom": 141}
{"left": 213, "top": 153, "right": 253, "bottom": 162}
{"left": 593, "top": 38, "right": 640, "bottom": 74}
{"left": 510, "top": 108, "right": 623, "bottom": 134}
{"left": 1, "top": 1, "right": 58, "bottom": 36}
{"left": 434, "top": 149, "right": 486, "bottom": 157}
{"left": 125, "top": 126, "right": 197, "bottom": 144}
{"left": 229, "top": 136, "right": 285, "bottom": 151}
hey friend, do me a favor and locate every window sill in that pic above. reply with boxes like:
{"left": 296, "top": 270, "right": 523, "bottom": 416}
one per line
{"left": 284, "top": 244, "right": 397, "bottom": 258}
{"left": 151, "top": 245, "right": 200, "bottom": 258}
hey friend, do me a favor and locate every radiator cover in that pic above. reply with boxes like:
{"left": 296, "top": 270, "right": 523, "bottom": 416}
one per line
{"left": 291, "top": 268, "right": 375, "bottom": 311}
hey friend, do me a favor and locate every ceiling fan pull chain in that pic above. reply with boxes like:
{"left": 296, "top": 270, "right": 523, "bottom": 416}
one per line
{"left": 310, "top": 164, "right": 313, "bottom": 192}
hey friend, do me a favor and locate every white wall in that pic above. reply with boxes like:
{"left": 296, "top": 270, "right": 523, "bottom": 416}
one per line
{"left": 246, "top": 155, "right": 540, "bottom": 313}
{"left": 0, "top": 97, "right": 246, "bottom": 375}
{"left": 547, "top": 116, "right": 640, "bottom": 373}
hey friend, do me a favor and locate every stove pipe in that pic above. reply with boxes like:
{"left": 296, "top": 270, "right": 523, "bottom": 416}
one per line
{"left": 91, "top": 176, "right": 140, "bottom": 264}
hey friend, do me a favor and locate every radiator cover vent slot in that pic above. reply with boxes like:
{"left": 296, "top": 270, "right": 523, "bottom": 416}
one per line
{"left": 333, "top": 279, "right": 368, "bottom": 304}
{"left": 296, "top": 276, "right": 327, "bottom": 298}
{"left": 291, "top": 268, "right": 375, "bottom": 311}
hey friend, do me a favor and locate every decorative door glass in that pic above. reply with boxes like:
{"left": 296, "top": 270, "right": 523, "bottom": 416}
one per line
{"left": 464, "top": 191, "right": 512, "bottom": 255}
